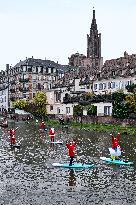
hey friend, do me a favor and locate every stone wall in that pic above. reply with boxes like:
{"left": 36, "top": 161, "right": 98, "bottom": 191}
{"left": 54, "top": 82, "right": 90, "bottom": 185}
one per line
{"left": 50, "top": 114, "right": 136, "bottom": 125}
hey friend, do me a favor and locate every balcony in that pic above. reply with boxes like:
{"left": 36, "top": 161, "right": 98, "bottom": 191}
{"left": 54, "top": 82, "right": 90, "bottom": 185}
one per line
{"left": 19, "top": 87, "right": 29, "bottom": 92}
{"left": 19, "top": 78, "right": 29, "bottom": 83}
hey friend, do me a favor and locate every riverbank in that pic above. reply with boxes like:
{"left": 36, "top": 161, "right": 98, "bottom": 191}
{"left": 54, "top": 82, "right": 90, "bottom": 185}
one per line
{"left": 46, "top": 119, "right": 136, "bottom": 135}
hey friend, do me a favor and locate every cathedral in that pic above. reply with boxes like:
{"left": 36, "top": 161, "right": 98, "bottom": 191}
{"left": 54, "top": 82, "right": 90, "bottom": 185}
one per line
{"left": 68, "top": 9, "right": 103, "bottom": 71}
{"left": 64, "top": 9, "right": 103, "bottom": 87}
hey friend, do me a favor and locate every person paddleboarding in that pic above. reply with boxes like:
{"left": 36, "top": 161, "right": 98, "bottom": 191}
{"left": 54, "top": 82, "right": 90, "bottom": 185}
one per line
{"left": 66, "top": 139, "right": 76, "bottom": 166}
{"left": 39, "top": 120, "right": 46, "bottom": 130}
{"left": 9, "top": 127, "right": 18, "bottom": 145}
{"left": 109, "top": 132, "right": 121, "bottom": 160}
{"left": 49, "top": 127, "right": 55, "bottom": 142}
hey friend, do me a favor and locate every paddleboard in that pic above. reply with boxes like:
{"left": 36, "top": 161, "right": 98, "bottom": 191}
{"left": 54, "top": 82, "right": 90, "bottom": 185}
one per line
{"left": 49, "top": 141, "right": 63, "bottom": 144}
{"left": 100, "top": 157, "right": 133, "bottom": 165}
{"left": 52, "top": 163, "right": 94, "bottom": 168}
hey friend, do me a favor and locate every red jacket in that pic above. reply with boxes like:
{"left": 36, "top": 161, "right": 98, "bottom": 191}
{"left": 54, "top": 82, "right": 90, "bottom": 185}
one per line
{"left": 10, "top": 136, "right": 16, "bottom": 144}
{"left": 66, "top": 143, "right": 76, "bottom": 157}
{"left": 49, "top": 129, "right": 55, "bottom": 139}
{"left": 10, "top": 129, "right": 16, "bottom": 136}
{"left": 112, "top": 133, "right": 120, "bottom": 149}
{"left": 40, "top": 122, "right": 45, "bottom": 129}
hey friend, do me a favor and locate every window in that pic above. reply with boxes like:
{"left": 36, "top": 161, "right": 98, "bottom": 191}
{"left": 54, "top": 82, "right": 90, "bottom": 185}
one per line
{"left": 57, "top": 107, "right": 60, "bottom": 114}
{"left": 119, "top": 70, "right": 122, "bottom": 75}
{"left": 50, "top": 105, "right": 53, "bottom": 111}
{"left": 94, "top": 84, "right": 97, "bottom": 90}
{"left": 126, "top": 80, "right": 132, "bottom": 86}
{"left": 66, "top": 107, "right": 70, "bottom": 114}
{"left": 33, "top": 83, "right": 36, "bottom": 89}
{"left": 51, "top": 68, "right": 53, "bottom": 73}
{"left": 99, "top": 83, "right": 103, "bottom": 90}
{"left": 104, "top": 106, "right": 111, "bottom": 116}
{"left": 28, "top": 67, "right": 32, "bottom": 72}
{"left": 87, "top": 85, "right": 90, "bottom": 89}
{"left": 46, "top": 68, "right": 48, "bottom": 73}
{"left": 103, "top": 83, "right": 106, "bottom": 89}
{"left": 97, "top": 73, "right": 100, "bottom": 78}
{"left": 112, "top": 71, "right": 115, "bottom": 76}
{"left": 111, "top": 82, "right": 115, "bottom": 89}
{"left": 108, "top": 82, "right": 111, "bottom": 89}
{"left": 23, "top": 66, "right": 26, "bottom": 72}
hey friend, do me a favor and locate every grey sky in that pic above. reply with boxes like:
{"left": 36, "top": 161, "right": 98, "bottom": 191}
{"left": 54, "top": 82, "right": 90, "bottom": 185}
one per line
{"left": 0, "top": 0, "right": 136, "bottom": 69}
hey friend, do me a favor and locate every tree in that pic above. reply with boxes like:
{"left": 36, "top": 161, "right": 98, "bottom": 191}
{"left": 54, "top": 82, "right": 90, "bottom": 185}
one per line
{"left": 126, "top": 84, "right": 136, "bottom": 93}
{"left": 33, "top": 91, "right": 47, "bottom": 117}
{"left": 73, "top": 105, "right": 83, "bottom": 118}
{"left": 13, "top": 91, "right": 48, "bottom": 118}
{"left": 125, "top": 88, "right": 136, "bottom": 111}
{"left": 13, "top": 99, "right": 28, "bottom": 110}
{"left": 112, "top": 91, "right": 129, "bottom": 118}
{"left": 87, "top": 105, "right": 97, "bottom": 116}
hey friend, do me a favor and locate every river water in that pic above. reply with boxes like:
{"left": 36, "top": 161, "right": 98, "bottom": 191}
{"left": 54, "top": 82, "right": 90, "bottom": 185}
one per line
{"left": 0, "top": 120, "right": 135, "bottom": 205}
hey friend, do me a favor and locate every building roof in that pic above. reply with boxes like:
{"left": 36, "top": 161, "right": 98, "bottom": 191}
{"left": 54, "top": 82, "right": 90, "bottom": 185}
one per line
{"left": 13, "top": 57, "right": 71, "bottom": 74}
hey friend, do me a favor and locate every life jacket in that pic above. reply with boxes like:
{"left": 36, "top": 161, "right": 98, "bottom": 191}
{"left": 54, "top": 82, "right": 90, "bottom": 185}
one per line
{"left": 66, "top": 143, "right": 76, "bottom": 157}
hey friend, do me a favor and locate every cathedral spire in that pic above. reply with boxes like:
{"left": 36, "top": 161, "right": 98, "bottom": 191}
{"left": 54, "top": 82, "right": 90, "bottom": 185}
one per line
{"left": 87, "top": 9, "right": 101, "bottom": 59}
{"left": 93, "top": 9, "right": 95, "bottom": 19}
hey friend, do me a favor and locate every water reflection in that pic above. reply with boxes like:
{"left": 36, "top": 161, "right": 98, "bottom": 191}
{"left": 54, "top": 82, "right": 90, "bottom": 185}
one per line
{"left": 68, "top": 169, "right": 76, "bottom": 186}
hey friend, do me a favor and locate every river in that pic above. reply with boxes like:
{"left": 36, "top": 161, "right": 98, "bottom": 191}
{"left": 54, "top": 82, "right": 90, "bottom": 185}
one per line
{"left": 0, "top": 120, "right": 135, "bottom": 205}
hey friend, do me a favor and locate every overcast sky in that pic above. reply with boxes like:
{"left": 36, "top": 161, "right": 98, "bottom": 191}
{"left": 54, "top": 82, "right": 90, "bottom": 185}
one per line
{"left": 0, "top": 0, "right": 136, "bottom": 69}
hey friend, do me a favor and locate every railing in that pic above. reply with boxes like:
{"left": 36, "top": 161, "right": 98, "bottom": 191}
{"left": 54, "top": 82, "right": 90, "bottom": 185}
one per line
{"left": 19, "top": 87, "right": 29, "bottom": 92}
{"left": 19, "top": 78, "right": 29, "bottom": 83}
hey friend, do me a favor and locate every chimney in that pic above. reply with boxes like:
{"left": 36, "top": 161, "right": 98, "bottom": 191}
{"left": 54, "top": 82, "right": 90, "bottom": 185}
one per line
{"left": 32, "top": 56, "right": 33, "bottom": 59}
{"left": 6, "top": 64, "right": 9, "bottom": 70}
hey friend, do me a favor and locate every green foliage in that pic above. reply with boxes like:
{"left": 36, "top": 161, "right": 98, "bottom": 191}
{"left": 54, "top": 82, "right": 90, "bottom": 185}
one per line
{"left": 73, "top": 105, "right": 83, "bottom": 117}
{"left": 87, "top": 105, "right": 97, "bottom": 116}
{"left": 112, "top": 91, "right": 126, "bottom": 102}
{"left": 112, "top": 101, "right": 129, "bottom": 119}
{"left": 112, "top": 91, "right": 129, "bottom": 118}
{"left": 126, "top": 84, "right": 136, "bottom": 93}
{"left": 33, "top": 91, "right": 47, "bottom": 117}
{"left": 125, "top": 88, "right": 136, "bottom": 111}
{"left": 13, "top": 91, "right": 47, "bottom": 118}
{"left": 13, "top": 99, "right": 28, "bottom": 109}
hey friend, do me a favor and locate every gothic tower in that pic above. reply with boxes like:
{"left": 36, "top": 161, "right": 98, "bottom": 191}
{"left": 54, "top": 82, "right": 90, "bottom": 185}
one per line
{"left": 87, "top": 10, "right": 101, "bottom": 59}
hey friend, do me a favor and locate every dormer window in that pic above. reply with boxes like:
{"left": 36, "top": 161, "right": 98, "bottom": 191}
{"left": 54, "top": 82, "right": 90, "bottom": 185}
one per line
{"left": 97, "top": 73, "right": 100, "bottom": 78}
{"left": 112, "top": 71, "right": 115, "bottom": 76}
{"left": 119, "top": 70, "right": 122, "bottom": 74}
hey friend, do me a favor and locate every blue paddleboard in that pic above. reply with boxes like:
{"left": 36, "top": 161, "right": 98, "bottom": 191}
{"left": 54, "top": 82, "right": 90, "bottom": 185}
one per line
{"left": 100, "top": 157, "right": 133, "bottom": 165}
{"left": 52, "top": 163, "right": 94, "bottom": 168}
{"left": 50, "top": 141, "right": 63, "bottom": 144}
